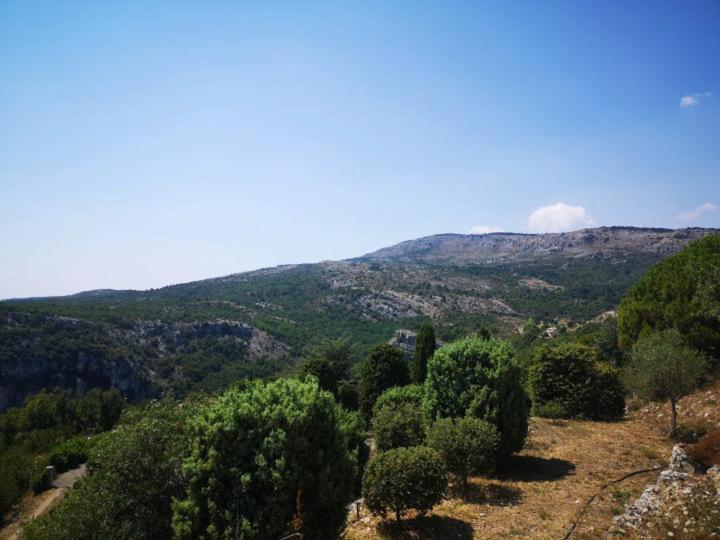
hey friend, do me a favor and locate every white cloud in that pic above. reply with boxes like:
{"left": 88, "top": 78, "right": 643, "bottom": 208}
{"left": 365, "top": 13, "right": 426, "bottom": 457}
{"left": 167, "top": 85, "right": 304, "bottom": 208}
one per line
{"left": 470, "top": 225, "right": 504, "bottom": 234}
{"left": 680, "top": 91, "right": 712, "bottom": 108}
{"left": 677, "top": 202, "right": 717, "bottom": 221}
{"left": 680, "top": 95, "right": 699, "bottom": 108}
{"left": 527, "top": 202, "right": 595, "bottom": 233}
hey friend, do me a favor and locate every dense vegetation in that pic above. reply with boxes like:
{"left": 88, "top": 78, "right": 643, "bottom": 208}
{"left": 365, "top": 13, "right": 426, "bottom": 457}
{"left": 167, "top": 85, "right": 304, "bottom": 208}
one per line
{"left": 617, "top": 234, "right": 720, "bottom": 360}
{"left": 24, "top": 401, "right": 196, "bottom": 539}
{"left": 0, "top": 389, "right": 124, "bottom": 519}
{"left": 0, "top": 237, "right": 680, "bottom": 414}
{"left": 529, "top": 342, "right": 625, "bottom": 420}
{"left": 422, "top": 337, "right": 530, "bottom": 460}
{"left": 2, "top": 231, "right": 718, "bottom": 535}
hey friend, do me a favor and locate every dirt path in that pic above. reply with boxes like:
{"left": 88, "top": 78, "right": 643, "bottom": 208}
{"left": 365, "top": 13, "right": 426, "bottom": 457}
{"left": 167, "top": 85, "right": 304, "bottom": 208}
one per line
{"left": 345, "top": 414, "right": 671, "bottom": 539}
{"left": 0, "top": 465, "right": 86, "bottom": 540}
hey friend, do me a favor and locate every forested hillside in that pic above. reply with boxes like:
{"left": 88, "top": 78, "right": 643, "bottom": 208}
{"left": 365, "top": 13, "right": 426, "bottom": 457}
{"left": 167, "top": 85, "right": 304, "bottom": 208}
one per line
{"left": 0, "top": 226, "right": 715, "bottom": 410}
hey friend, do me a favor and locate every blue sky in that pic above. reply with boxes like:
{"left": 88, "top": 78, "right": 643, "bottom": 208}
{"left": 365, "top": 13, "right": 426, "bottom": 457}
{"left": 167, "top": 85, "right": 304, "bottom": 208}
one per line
{"left": 1, "top": 1, "right": 719, "bottom": 298}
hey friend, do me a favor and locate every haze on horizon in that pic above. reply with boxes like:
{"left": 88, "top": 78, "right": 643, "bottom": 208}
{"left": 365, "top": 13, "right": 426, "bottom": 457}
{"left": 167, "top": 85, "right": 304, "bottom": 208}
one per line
{"left": 1, "top": 1, "right": 719, "bottom": 299}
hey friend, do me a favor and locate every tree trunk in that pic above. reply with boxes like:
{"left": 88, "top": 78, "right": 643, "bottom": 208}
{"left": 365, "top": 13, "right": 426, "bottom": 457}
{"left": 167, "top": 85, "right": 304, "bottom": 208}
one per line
{"left": 670, "top": 398, "right": 677, "bottom": 438}
{"left": 395, "top": 509, "right": 401, "bottom": 527}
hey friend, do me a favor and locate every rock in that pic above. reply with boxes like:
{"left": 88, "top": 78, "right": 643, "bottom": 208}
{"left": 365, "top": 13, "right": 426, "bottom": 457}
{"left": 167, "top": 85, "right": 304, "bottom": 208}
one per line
{"left": 669, "top": 445, "right": 700, "bottom": 474}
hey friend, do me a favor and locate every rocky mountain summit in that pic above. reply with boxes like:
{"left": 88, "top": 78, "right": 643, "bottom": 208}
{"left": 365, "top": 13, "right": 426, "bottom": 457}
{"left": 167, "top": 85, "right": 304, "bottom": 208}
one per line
{"left": 360, "top": 227, "right": 716, "bottom": 264}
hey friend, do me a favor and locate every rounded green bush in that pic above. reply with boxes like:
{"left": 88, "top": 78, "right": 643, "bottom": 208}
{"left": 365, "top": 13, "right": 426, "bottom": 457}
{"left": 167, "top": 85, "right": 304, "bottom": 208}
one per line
{"left": 173, "top": 378, "right": 358, "bottom": 540}
{"left": 422, "top": 337, "right": 529, "bottom": 460}
{"left": 371, "top": 384, "right": 423, "bottom": 419}
{"left": 529, "top": 342, "right": 625, "bottom": 420}
{"left": 426, "top": 417, "right": 498, "bottom": 486}
{"left": 362, "top": 446, "right": 447, "bottom": 524}
{"left": 372, "top": 401, "right": 425, "bottom": 451}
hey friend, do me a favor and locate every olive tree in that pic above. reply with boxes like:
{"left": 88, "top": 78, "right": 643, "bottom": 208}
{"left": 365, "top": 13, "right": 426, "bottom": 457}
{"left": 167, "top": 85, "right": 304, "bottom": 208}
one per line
{"left": 624, "top": 329, "right": 707, "bottom": 436}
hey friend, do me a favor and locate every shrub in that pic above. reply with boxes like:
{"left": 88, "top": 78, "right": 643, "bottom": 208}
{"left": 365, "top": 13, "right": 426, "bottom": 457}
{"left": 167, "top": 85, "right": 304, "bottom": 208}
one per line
{"left": 337, "top": 407, "right": 369, "bottom": 497}
{"left": 362, "top": 446, "right": 447, "bottom": 524}
{"left": 173, "top": 378, "right": 356, "bottom": 540}
{"left": 617, "top": 233, "right": 720, "bottom": 360}
{"left": 359, "top": 345, "right": 410, "bottom": 425}
{"left": 372, "top": 384, "right": 423, "bottom": 419}
{"left": 533, "top": 401, "right": 568, "bottom": 420}
{"left": 686, "top": 431, "right": 720, "bottom": 468}
{"left": 672, "top": 423, "right": 712, "bottom": 444}
{"left": 529, "top": 343, "right": 625, "bottom": 420}
{"left": 423, "top": 337, "right": 529, "bottom": 460}
{"left": 372, "top": 402, "right": 425, "bottom": 451}
{"left": 47, "top": 436, "right": 94, "bottom": 473}
{"left": 426, "top": 417, "right": 498, "bottom": 487}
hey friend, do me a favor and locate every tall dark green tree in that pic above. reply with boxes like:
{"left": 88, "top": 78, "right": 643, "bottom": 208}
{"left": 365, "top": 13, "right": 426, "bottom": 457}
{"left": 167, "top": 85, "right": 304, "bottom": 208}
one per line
{"left": 412, "top": 321, "right": 436, "bottom": 383}
{"left": 359, "top": 345, "right": 409, "bottom": 425}
{"left": 297, "top": 339, "right": 354, "bottom": 396}
{"left": 617, "top": 233, "right": 720, "bottom": 361}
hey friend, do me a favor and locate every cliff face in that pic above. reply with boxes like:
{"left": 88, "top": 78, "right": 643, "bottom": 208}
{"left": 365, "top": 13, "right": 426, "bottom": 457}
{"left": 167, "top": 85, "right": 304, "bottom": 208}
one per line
{"left": 0, "top": 315, "right": 287, "bottom": 412}
{"left": 0, "top": 351, "right": 155, "bottom": 411}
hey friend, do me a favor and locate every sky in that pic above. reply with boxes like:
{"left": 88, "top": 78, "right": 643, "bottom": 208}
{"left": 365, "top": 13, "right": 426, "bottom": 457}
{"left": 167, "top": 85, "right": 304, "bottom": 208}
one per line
{"left": 1, "top": 1, "right": 719, "bottom": 298}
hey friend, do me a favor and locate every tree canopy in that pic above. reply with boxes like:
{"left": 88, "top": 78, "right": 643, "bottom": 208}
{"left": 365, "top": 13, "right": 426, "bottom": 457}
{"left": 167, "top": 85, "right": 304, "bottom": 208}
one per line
{"left": 617, "top": 233, "right": 720, "bottom": 361}
{"left": 173, "top": 377, "right": 358, "bottom": 540}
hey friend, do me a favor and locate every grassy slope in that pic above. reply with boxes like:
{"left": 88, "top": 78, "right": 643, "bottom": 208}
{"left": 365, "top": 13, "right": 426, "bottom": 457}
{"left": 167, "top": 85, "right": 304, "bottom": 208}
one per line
{"left": 345, "top": 380, "right": 720, "bottom": 539}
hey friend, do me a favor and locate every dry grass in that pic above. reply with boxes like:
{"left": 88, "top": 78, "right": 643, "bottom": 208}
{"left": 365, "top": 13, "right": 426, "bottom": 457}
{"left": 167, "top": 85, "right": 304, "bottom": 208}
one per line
{"left": 345, "top": 414, "right": 671, "bottom": 539}
{"left": 346, "top": 380, "right": 720, "bottom": 539}
{"left": 634, "top": 378, "right": 720, "bottom": 436}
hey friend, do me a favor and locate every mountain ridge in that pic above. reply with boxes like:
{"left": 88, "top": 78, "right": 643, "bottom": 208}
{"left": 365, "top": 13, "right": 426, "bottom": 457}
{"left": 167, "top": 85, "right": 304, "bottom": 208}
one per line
{"left": 1, "top": 225, "right": 717, "bottom": 409}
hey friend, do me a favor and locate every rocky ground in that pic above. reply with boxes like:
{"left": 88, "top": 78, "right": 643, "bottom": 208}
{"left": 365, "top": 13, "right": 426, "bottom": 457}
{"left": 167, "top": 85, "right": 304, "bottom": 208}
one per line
{"left": 610, "top": 446, "right": 719, "bottom": 538}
